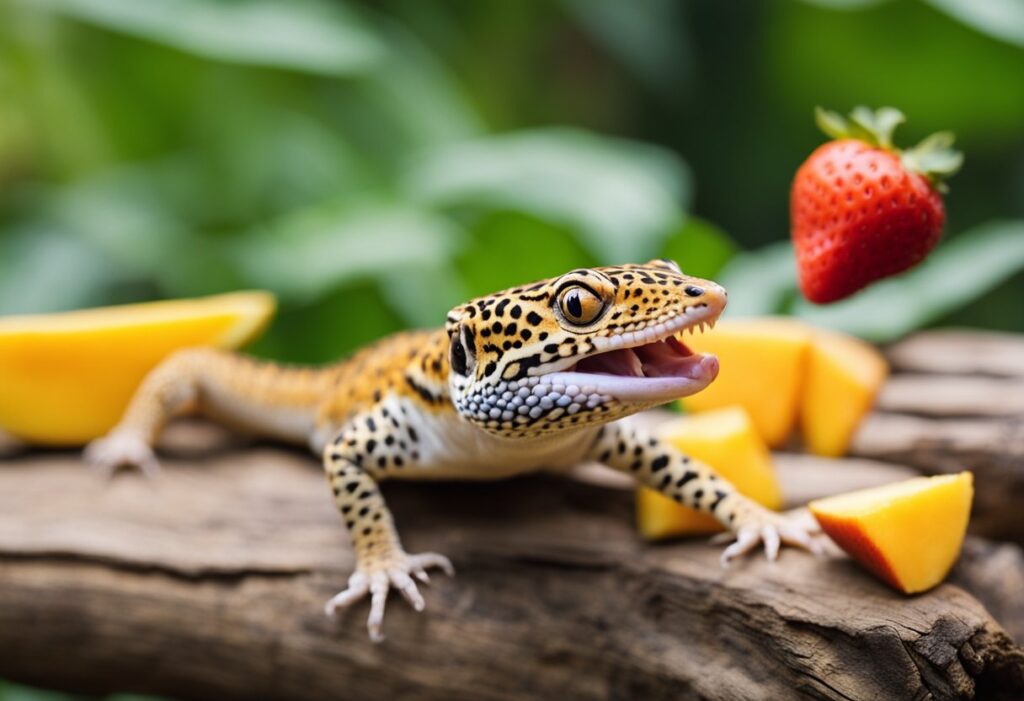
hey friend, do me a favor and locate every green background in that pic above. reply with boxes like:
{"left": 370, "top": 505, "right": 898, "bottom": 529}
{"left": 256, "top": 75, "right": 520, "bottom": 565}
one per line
{"left": 0, "top": 0, "right": 1023, "bottom": 697}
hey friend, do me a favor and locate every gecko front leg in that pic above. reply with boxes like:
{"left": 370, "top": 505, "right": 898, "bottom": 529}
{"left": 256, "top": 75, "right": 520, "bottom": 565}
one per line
{"left": 322, "top": 407, "right": 453, "bottom": 642}
{"left": 590, "top": 423, "right": 822, "bottom": 563}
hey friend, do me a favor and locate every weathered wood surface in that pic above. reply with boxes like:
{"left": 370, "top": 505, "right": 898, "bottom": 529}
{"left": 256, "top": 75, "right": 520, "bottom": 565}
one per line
{"left": 849, "top": 329, "right": 1024, "bottom": 543}
{"left": 0, "top": 431, "right": 1022, "bottom": 701}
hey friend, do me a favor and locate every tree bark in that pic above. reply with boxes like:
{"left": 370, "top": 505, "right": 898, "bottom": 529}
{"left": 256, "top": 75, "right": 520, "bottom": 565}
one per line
{"left": 0, "top": 431, "right": 1021, "bottom": 701}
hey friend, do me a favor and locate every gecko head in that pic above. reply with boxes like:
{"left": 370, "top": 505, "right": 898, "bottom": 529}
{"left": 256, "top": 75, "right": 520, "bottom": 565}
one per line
{"left": 444, "top": 259, "right": 726, "bottom": 438}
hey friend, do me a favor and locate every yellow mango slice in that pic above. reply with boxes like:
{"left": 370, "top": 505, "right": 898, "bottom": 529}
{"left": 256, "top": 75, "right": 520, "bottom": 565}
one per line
{"left": 0, "top": 291, "right": 276, "bottom": 446}
{"left": 809, "top": 473, "right": 973, "bottom": 594}
{"left": 637, "top": 407, "right": 783, "bottom": 539}
{"left": 801, "top": 330, "right": 888, "bottom": 457}
{"left": 679, "top": 318, "right": 812, "bottom": 447}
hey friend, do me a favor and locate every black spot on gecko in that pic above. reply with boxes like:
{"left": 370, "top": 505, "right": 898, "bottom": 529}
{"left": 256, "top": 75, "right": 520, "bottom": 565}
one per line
{"left": 709, "top": 490, "right": 728, "bottom": 512}
{"left": 651, "top": 456, "right": 670, "bottom": 472}
{"left": 676, "top": 471, "right": 697, "bottom": 487}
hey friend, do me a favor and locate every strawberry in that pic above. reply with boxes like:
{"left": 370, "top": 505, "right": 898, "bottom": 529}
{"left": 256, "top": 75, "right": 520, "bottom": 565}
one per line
{"left": 791, "top": 106, "right": 963, "bottom": 304}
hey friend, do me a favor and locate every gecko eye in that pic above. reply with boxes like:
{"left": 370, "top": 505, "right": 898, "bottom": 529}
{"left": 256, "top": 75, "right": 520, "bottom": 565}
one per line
{"left": 557, "top": 286, "right": 605, "bottom": 326}
{"left": 449, "top": 326, "right": 476, "bottom": 376}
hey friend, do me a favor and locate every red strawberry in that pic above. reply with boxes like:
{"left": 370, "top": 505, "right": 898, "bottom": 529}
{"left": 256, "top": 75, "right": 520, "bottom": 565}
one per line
{"left": 791, "top": 106, "right": 962, "bottom": 304}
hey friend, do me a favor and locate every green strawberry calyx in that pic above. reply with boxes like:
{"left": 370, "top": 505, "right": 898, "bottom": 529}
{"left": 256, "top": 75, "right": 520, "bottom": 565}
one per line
{"left": 815, "top": 106, "right": 963, "bottom": 192}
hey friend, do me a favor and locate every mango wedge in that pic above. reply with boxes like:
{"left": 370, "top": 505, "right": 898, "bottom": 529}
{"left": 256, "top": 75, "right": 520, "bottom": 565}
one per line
{"left": 679, "top": 318, "right": 812, "bottom": 447}
{"left": 809, "top": 473, "right": 973, "bottom": 594}
{"left": 637, "top": 407, "right": 782, "bottom": 539}
{"left": 0, "top": 291, "right": 275, "bottom": 445}
{"left": 801, "top": 330, "right": 887, "bottom": 457}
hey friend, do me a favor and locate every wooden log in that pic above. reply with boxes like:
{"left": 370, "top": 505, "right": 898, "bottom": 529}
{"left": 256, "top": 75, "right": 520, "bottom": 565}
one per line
{"left": 877, "top": 375, "right": 1024, "bottom": 418}
{"left": 885, "top": 330, "right": 1024, "bottom": 378}
{"left": 0, "top": 433, "right": 1021, "bottom": 701}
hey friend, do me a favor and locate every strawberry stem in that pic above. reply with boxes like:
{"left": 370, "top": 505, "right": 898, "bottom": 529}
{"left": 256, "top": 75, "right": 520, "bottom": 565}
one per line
{"left": 814, "top": 105, "right": 963, "bottom": 189}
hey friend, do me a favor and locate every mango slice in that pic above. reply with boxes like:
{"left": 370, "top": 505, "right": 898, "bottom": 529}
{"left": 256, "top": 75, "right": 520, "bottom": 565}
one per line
{"left": 679, "top": 318, "right": 812, "bottom": 447}
{"left": 637, "top": 407, "right": 783, "bottom": 539}
{"left": 809, "top": 473, "right": 973, "bottom": 593}
{"left": 0, "top": 291, "right": 276, "bottom": 445}
{"left": 801, "top": 330, "right": 887, "bottom": 457}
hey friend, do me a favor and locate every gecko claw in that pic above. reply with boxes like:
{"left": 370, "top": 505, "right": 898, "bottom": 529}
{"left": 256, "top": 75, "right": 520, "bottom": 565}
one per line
{"left": 325, "top": 550, "right": 454, "bottom": 642}
{"left": 84, "top": 431, "right": 162, "bottom": 480}
{"left": 718, "top": 508, "right": 824, "bottom": 567}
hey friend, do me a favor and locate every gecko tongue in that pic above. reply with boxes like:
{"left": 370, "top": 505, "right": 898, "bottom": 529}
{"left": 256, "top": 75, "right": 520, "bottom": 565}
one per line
{"left": 575, "top": 336, "right": 703, "bottom": 379}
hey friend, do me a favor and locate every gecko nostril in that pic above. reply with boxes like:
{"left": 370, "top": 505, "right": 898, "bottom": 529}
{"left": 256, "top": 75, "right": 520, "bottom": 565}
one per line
{"left": 684, "top": 286, "right": 704, "bottom": 298}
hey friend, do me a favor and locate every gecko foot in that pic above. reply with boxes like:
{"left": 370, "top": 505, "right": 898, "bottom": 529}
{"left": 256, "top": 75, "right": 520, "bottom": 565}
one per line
{"left": 84, "top": 431, "right": 162, "bottom": 479}
{"left": 325, "top": 550, "right": 454, "bottom": 642}
{"left": 715, "top": 507, "right": 825, "bottom": 566}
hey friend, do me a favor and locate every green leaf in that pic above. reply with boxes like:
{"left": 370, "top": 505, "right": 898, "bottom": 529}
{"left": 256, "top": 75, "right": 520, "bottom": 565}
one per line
{"left": 814, "top": 106, "right": 851, "bottom": 140}
{"left": 793, "top": 220, "right": 1024, "bottom": 341}
{"left": 0, "top": 228, "right": 118, "bottom": 315}
{"left": 455, "top": 211, "right": 597, "bottom": 299}
{"left": 925, "top": 0, "right": 1024, "bottom": 48}
{"left": 657, "top": 217, "right": 738, "bottom": 280}
{"left": 773, "top": 2, "right": 1024, "bottom": 144}
{"left": 377, "top": 266, "right": 468, "bottom": 330}
{"left": 232, "top": 201, "right": 464, "bottom": 303}
{"left": 43, "top": 166, "right": 188, "bottom": 276}
{"left": 343, "top": 22, "right": 482, "bottom": 151}
{"left": 562, "top": 0, "right": 689, "bottom": 93}
{"left": 404, "top": 127, "right": 691, "bottom": 264}
{"left": 714, "top": 241, "right": 798, "bottom": 318}
{"left": 30, "top": 0, "right": 385, "bottom": 75}
{"left": 798, "top": 0, "right": 889, "bottom": 7}
{"left": 250, "top": 283, "right": 405, "bottom": 364}
{"left": 848, "top": 105, "right": 905, "bottom": 149}
{"left": 822, "top": 105, "right": 906, "bottom": 148}
{"left": 900, "top": 131, "right": 964, "bottom": 185}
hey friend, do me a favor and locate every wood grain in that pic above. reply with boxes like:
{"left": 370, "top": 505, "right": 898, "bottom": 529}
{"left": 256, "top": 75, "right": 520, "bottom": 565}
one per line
{"left": 0, "top": 439, "right": 1021, "bottom": 701}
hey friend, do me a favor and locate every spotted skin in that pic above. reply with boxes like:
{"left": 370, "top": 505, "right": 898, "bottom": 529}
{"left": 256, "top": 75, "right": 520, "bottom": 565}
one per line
{"left": 86, "top": 259, "right": 821, "bottom": 642}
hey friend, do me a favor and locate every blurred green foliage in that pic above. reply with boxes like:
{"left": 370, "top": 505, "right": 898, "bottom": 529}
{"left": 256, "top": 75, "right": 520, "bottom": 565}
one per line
{"left": 0, "top": 1, "right": 1022, "bottom": 698}
{"left": 1, "top": 0, "right": 1022, "bottom": 373}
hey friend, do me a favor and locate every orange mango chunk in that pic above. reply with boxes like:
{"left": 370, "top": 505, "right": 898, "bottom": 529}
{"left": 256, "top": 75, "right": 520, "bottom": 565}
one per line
{"left": 801, "top": 329, "right": 888, "bottom": 457}
{"left": 0, "top": 291, "right": 276, "bottom": 446}
{"left": 679, "top": 318, "right": 812, "bottom": 447}
{"left": 637, "top": 407, "right": 783, "bottom": 539}
{"left": 809, "top": 472, "right": 973, "bottom": 594}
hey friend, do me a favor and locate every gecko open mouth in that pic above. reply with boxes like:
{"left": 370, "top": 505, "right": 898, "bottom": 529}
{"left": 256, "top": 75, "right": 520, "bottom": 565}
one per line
{"left": 542, "top": 313, "right": 721, "bottom": 403}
